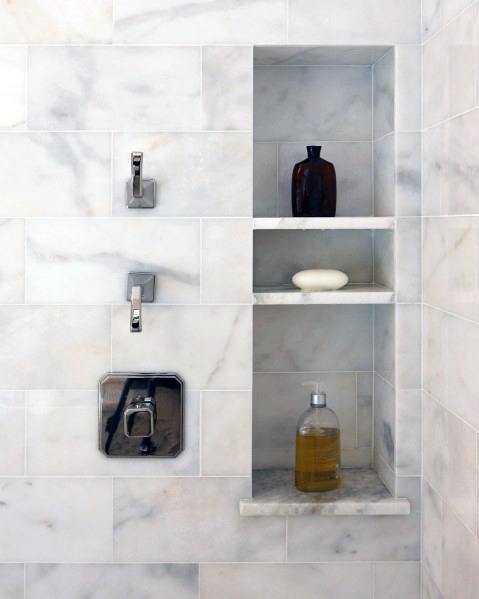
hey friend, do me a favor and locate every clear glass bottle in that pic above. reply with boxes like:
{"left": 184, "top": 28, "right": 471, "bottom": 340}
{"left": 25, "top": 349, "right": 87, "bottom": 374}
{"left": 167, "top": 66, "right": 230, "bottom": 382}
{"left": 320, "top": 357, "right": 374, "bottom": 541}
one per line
{"left": 295, "top": 386, "right": 342, "bottom": 492}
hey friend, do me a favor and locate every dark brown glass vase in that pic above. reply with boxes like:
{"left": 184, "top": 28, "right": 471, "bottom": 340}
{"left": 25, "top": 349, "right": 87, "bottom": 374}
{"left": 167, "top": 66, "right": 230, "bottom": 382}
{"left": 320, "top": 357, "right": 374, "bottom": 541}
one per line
{"left": 292, "top": 146, "right": 337, "bottom": 217}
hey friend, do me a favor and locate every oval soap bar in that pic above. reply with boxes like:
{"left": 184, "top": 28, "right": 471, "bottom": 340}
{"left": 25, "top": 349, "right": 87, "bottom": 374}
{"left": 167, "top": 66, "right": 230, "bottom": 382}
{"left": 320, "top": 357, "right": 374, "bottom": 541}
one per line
{"left": 292, "top": 269, "right": 349, "bottom": 292}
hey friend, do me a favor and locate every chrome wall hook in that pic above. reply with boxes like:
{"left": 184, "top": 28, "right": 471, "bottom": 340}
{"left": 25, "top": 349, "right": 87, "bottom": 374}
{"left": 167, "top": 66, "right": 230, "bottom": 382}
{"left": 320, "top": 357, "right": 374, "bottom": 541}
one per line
{"left": 126, "top": 152, "right": 156, "bottom": 209}
{"left": 127, "top": 272, "right": 155, "bottom": 333}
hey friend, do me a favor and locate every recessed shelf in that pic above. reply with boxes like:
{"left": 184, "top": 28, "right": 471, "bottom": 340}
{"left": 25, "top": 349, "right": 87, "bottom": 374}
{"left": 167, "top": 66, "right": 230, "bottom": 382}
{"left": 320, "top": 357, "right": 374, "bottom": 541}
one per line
{"left": 253, "top": 284, "right": 394, "bottom": 305}
{"left": 240, "top": 469, "right": 410, "bottom": 517}
{"left": 253, "top": 217, "right": 395, "bottom": 231}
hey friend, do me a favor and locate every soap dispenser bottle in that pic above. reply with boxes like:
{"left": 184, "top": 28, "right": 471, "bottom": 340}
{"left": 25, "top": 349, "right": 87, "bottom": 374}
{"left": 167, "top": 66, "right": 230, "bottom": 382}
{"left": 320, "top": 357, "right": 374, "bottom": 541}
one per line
{"left": 295, "top": 382, "right": 342, "bottom": 492}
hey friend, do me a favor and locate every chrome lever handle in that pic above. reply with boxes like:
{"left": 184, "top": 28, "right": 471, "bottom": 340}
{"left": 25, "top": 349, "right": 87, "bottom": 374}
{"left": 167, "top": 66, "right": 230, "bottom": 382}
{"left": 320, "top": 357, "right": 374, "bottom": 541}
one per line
{"left": 131, "top": 152, "right": 143, "bottom": 198}
{"left": 130, "top": 285, "right": 142, "bottom": 332}
{"left": 124, "top": 396, "right": 156, "bottom": 438}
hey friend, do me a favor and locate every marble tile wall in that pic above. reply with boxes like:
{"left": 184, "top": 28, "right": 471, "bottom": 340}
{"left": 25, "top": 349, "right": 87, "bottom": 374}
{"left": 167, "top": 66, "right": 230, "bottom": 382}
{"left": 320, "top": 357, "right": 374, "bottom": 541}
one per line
{"left": 422, "top": 1, "right": 479, "bottom": 597}
{"left": 0, "top": 1, "right": 423, "bottom": 597}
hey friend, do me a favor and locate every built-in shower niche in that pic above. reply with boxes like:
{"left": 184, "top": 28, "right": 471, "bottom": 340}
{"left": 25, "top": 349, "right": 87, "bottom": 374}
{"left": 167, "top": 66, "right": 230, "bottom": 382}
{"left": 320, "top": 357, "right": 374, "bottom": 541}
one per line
{"left": 242, "top": 45, "right": 409, "bottom": 517}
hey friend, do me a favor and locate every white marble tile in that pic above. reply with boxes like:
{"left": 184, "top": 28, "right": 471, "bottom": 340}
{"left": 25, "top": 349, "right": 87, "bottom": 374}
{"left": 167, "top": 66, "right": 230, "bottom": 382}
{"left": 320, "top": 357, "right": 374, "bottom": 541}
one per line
{"left": 113, "top": 0, "right": 287, "bottom": 44}
{"left": 26, "top": 218, "right": 200, "bottom": 304}
{"left": 254, "top": 230, "right": 373, "bottom": 287}
{"left": 396, "top": 133, "right": 421, "bottom": 216}
{"left": 201, "top": 219, "right": 252, "bottom": 304}
{"left": 373, "top": 230, "right": 394, "bottom": 289}
{"left": 254, "top": 66, "right": 371, "bottom": 142}
{"left": 396, "top": 46, "right": 422, "bottom": 132}
{"left": 373, "top": 50, "right": 395, "bottom": 140}
{"left": 374, "top": 305, "right": 395, "bottom": 385}
{"left": 396, "top": 390, "right": 421, "bottom": 476}
{"left": 287, "top": 513, "right": 420, "bottom": 561}
{"left": 374, "top": 562, "right": 420, "bottom": 599}
{"left": 373, "top": 134, "right": 395, "bottom": 216}
{"left": 0, "top": 133, "right": 111, "bottom": 217}
{"left": 114, "top": 477, "right": 285, "bottom": 562}
{"left": 113, "top": 132, "right": 251, "bottom": 217}
{"left": 422, "top": 565, "right": 446, "bottom": 599}
{"left": 0, "top": 564, "right": 23, "bottom": 599}
{"left": 277, "top": 142, "right": 373, "bottom": 217}
{"left": 396, "top": 475, "right": 421, "bottom": 513}
{"left": 445, "top": 217, "right": 476, "bottom": 320}
{"left": 374, "top": 373, "right": 395, "bottom": 471}
{"left": 288, "top": 0, "right": 421, "bottom": 44}
{"left": 0, "top": 219, "right": 24, "bottom": 303}
{"left": 26, "top": 389, "right": 199, "bottom": 476}
{"left": 0, "top": 47, "right": 25, "bottom": 130}
{"left": 422, "top": 124, "right": 447, "bottom": 216}
{"left": 0, "top": 306, "right": 110, "bottom": 389}
{"left": 254, "top": 143, "right": 278, "bottom": 217}
{"left": 443, "top": 506, "right": 479, "bottom": 599}
{"left": 396, "top": 218, "right": 421, "bottom": 303}
{"left": 443, "top": 0, "right": 475, "bottom": 23}
{"left": 254, "top": 305, "right": 373, "bottom": 372}
{"left": 202, "top": 391, "right": 251, "bottom": 476}
{"left": 423, "top": 0, "right": 443, "bottom": 40}
{"left": 423, "top": 393, "right": 447, "bottom": 496}
{"left": 0, "top": 391, "right": 24, "bottom": 476}
{"left": 200, "top": 563, "right": 372, "bottom": 599}
{"left": 202, "top": 46, "right": 252, "bottom": 131}
{"left": 446, "top": 412, "right": 476, "bottom": 532}
{"left": 27, "top": 564, "right": 198, "bottom": 599}
{"left": 357, "top": 372, "right": 373, "bottom": 450}
{"left": 28, "top": 47, "right": 201, "bottom": 131}
{"left": 0, "top": 0, "right": 112, "bottom": 43}
{"left": 0, "top": 478, "right": 113, "bottom": 561}
{"left": 423, "top": 218, "right": 448, "bottom": 312}
{"left": 253, "top": 372, "right": 369, "bottom": 470}
{"left": 112, "top": 305, "right": 251, "bottom": 389}
{"left": 423, "top": 307, "right": 448, "bottom": 405}
{"left": 423, "top": 481, "right": 444, "bottom": 595}
{"left": 396, "top": 304, "right": 421, "bottom": 389}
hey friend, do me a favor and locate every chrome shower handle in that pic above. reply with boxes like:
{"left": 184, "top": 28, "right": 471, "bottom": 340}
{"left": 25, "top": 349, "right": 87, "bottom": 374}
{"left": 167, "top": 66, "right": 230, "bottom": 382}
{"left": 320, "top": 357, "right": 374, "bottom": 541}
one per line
{"left": 131, "top": 152, "right": 143, "bottom": 198}
{"left": 130, "top": 285, "right": 142, "bottom": 332}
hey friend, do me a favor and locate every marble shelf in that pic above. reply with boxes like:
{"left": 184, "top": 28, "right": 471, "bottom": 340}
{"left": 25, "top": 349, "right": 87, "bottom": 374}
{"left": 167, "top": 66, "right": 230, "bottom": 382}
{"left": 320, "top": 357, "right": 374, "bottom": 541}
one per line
{"left": 253, "top": 217, "right": 395, "bottom": 230}
{"left": 253, "top": 284, "right": 394, "bottom": 305}
{"left": 240, "top": 469, "right": 410, "bottom": 517}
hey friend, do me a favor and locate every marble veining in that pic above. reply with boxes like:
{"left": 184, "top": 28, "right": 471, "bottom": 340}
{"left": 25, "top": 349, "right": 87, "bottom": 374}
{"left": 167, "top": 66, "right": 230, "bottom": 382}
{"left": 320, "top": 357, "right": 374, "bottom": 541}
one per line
{"left": 240, "top": 469, "right": 410, "bottom": 516}
{"left": 254, "top": 45, "right": 390, "bottom": 66}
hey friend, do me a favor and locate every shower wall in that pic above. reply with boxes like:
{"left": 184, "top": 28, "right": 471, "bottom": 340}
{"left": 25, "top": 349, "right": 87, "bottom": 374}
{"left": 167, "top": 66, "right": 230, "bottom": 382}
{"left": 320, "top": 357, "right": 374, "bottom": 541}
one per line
{"left": 422, "top": 1, "right": 479, "bottom": 597}
{"left": 0, "top": 1, "right": 421, "bottom": 598}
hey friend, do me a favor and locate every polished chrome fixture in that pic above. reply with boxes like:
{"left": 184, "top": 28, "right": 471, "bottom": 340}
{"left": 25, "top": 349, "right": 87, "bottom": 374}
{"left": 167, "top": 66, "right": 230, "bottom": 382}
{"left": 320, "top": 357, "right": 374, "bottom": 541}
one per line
{"left": 127, "top": 272, "right": 155, "bottom": 333}
{"left": 126, "top": 151, "right": 156, "bottom": 208}
{"left": 99, "top": 373, "right": 184, "bottom": 457}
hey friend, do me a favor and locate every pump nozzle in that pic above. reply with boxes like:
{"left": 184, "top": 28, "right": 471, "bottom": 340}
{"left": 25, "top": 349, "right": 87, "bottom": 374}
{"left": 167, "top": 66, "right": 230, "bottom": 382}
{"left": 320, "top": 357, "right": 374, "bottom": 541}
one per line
{"left": 302, "top": 380, "right": 326, "bottom": 407}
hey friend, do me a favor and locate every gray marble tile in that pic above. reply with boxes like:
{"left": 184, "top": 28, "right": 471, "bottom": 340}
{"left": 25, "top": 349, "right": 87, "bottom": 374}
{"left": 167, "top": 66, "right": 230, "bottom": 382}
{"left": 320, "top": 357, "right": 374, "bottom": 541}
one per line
{"left": 373, "top": 134, "right": 395, "bottom": 216}
{"left": 422, "top": 124, "right": 446, "bottom": 216}
{"left": 202, "top": 46, "right": 252, "bottom": 131}
{"left": 373, "top": 49, "right": 395, "bottom": 140}
{"left": 254, "top": 143, "right": 278, "bottom": 217}
{"left": 374, "top": 562, "right": 420, "bottom": 599}
{"left": 202, "top": 219, "right": 252, "bottom": 304}
{"left": 373, "top": 230, "right": 394, "bottom": 289}
{"left": 113, "top": 132, "right": 252, "bottom": 217}
{"left": 396, "top": 218, "right": 421, "bottom": 303}
{"left": 423, "top": 393, "right": 447, "bottom": 497}
{"left": 374, "top": 373, "right": 395, "bottom": 471}
{"left": 374, "top": 305, "right": 395, "bottom": 385}
{"left": 254, "top": 305, "right": 373, "bottom": 372}
{"left": 0, "top": 133, "right": 111, "bottom": 217}
{"left": 254, "top": 66, "right": 371, "bottom": 142}
{"left": 0, "top": 0, "right": 112, "bottom": 43}
{"left": 396, "top": 304, "right": 421, "bottom": 389}
{"left": 288, "top": 0, "right": 421, "bottom": 44}
{"left": 0, "top": 47, "right": 25, "bottom": 129}
{"left": 254, "top": 45, "right": 390, "bottom": 66}
{"left": 396, "top": 475, "right": 421, "bottom": 513}
{"left": 423, "top": 481, "right": 444, "bottom": 595}
{"left": 202, "top": 391, "right": 251, "bottom": 476}
{"left": 26, "top": 218, "right": 200, "bottom": 304}
{"left": 357, "top": 372, "right": 373, "bottom": 450}
{"left": 26, "top": 390, "right": 199, "bottom": 476}
{"left": 113, "top": 0, "right": 287, "bottom": 44}
{"left": 253, "top": 372, "right": 369, "bottom": 470}
{"left": 396, "top": 390, "right": 421, "bottom": 476}
{"left": 277, "top": 142, "right": 372, "bottom": 217}
{"left": 254, "top": 230, "right": 373, "bottom": 287}
{"left": 287, "top": 512, "right": 420, "bottom": 561}
{"left": 0, "top": 306, "right": 110, "bottom": 389}
{"left": 395, "top": 46, "right": 422, "bottom": 132}
{"left": 0, "top": 478, "right": 113, "bottom": 561}
{"left": 0, "top": 564, "right": 23, "bottom": 599}
{"left": 0, "top": 391, "right": 24, "bottom": 476}
{"left": 28, "top": 47, "right": 201, "bottom": 131}
{"left": 396, "top": 133, "right": 421, "bottom": 216}
{"left": 114, "top": 477, "right": 285, "bottom": 562}
{"left": 26, "top": 564, "right": 198, "bottom": 599}
{"left": 112, "top": 305, "right": 251, "bottom": 389}
{"left": 0, "top": 219, "right": 24, "bottom": 303}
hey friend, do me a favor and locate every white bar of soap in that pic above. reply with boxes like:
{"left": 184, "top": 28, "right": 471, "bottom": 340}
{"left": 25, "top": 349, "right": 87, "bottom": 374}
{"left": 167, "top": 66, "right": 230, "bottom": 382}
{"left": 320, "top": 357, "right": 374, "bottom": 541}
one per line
{"left": 292, "top": 269, "right": 349, "bottom": 292}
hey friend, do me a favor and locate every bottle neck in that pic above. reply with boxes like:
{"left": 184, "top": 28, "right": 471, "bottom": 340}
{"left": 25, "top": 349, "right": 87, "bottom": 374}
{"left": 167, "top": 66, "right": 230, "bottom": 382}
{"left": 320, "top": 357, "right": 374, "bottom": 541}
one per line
{"left": 310, "top": 392, "right": 326, "bottom": 407}
{"left": 307, "top": 145, "right": 322, "bottom": 160}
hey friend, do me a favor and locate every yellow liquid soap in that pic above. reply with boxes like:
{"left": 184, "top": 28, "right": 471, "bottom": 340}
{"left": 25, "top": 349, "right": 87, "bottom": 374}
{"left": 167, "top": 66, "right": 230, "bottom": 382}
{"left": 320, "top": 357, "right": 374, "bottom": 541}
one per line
{"left": 295, "top": 428, "right": 341, "bottom": 492}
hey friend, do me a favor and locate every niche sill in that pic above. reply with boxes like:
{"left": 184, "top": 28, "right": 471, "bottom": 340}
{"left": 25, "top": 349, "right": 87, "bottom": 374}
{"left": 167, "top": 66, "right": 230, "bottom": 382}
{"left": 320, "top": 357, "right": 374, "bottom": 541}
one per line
{"left": 240, "top": 469, "right": 410, "bottom": 517}
{"left": 253, "top": 217, "right": 395, "bottom": 230}
{"left": 253, "top": 284, "right": 394, "bottom": 305}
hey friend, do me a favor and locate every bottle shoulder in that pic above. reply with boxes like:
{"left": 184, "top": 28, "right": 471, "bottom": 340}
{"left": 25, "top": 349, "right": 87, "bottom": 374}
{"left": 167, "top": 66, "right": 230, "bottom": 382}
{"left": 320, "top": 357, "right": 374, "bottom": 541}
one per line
{"left": 296, "top": 405, "right": 339, "bottom": 431}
